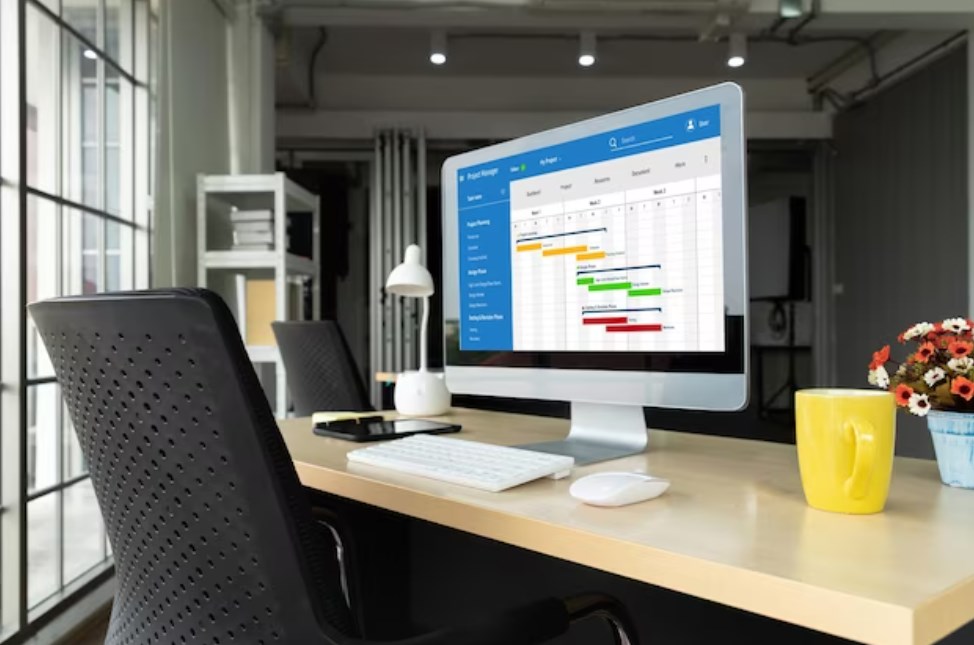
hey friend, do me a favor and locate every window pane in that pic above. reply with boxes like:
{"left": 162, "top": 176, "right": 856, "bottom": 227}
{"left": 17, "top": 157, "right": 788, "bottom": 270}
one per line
{"left": 64, "top": 209, "right": 106, "bottom": 296}
{"left": 27, "top": 196, "right": 59, "bottom": 379}
{"left": 28, "top": 383, "right": 60, "bottom": 494}
{"left": 82, "top": 85, "right": 97, "bottom": 143}
{"left": 106, "top": 254, "right": 121, "bottom": 291}
{"left": 64, "top": 29, "right": 101, "bottom": 211}
{"left": 106, "top": 83, "right": 119, "bottom": 143}
{"left": 26, "top": 7, "right": 61, "bottom": 195}
{"left": 63, "top": 403, "right": 88, "bottom": 480}
{"left": 106, "top": 78, "right": 132, "bottom": 218}
{"left": 63, "top": 479, "right": 105, "bottom": 584}
{"left": 82, "top": 255, "right": 98, "bottom": 294}
{"left": 106, "top": 0, "right": 122, "bottom": 62}
{"left": 28, "top": 493, "right": 59, "bottom": 608}
{"left": 62, "top": 1, "right": 98, "bottom": 45}
{"left": 106, "top": 146, "right": 120, "bottom": 215}
{"left": 107, "top": 220, "right": 120, "bottom": 249}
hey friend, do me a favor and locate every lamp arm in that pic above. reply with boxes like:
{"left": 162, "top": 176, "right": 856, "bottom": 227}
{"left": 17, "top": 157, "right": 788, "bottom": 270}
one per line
{"left": 420, "top": 295, "right": 429, "bottom": 373}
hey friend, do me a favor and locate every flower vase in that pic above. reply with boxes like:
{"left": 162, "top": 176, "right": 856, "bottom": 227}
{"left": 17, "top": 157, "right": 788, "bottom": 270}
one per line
{"left": 927, "top": 410, "right": 974, "bottom": 489}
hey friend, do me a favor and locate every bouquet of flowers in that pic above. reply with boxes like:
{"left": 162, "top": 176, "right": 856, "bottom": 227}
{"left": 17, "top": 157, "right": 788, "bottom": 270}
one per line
{"left": 868, "top": 317, "right": 974, "bottom": 417}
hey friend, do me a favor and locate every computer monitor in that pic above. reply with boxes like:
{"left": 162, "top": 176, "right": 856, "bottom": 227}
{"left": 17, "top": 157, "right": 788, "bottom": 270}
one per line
{"left": 441, "top": 83, "right": 748, "bottom": 464}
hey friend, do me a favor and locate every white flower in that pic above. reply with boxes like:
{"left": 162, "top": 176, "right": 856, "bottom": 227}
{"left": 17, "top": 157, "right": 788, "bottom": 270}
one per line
{"left": 948, "top": 357, "right": 974, "bottom": 373}
{"left": 903, "top": 322, "right": 935, "bottom": 341}
{"left": 896, "top": 364, "right": 908, "bottom": 376}
{"left": 924, "top": 367, "right": 946, "bottom": 388}
{"left": 908, "top": 393, "right": 931, "bottom": 417}
{"left": 943, "top": 317, "right": 971, "bottom": 334}
{"left": 868, "top": 366, "right": 890, "bottom": 389}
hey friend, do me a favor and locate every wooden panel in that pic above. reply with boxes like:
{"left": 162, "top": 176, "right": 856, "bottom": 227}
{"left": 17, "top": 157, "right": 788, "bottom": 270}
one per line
{"left": 280, "top": 408, "right": 974, "bottom": 645}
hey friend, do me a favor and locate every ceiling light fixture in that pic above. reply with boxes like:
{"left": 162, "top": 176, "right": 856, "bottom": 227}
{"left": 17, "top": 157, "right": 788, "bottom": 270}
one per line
{"left": 429, "top": 31, "right": 447, "bottom": 66}
{"left": 83, "top": 49, "right": 99, "bottom": 60}
{"left": 779, "top": 0, "right": 804, "bottom": 18}
{"left": 578, "top": 32, "right": 596, "bottom": 67}
{"left": 726, "top": 33, "right": 746, "bottom": 68}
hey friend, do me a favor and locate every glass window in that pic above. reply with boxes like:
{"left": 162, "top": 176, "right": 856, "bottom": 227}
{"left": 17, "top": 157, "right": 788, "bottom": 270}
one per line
{"left": 27, "top": 494, "right": 59, "bottom": 608}
{"left": 62, "top": 0, "right": 98, "bottom": 45}
{"left": 27, "top": 383, "right": 60, "bottom": 495}
{"left": 26, "top": 6, "right": 61, "bottom": 195}
{"left": 63, "top": 480, "right": 105, "bottom": 584}
{"left": 63, "top": 406, "right": 87, "bottom": 480}
{"left": 26, "top": 196, "right": 59, "bottom": 380}
{"left": 5, "top": 0, "right": 154, "bottom": 633}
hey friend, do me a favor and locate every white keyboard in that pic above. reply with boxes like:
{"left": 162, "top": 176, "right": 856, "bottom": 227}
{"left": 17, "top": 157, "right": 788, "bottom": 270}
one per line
{"left": 346, "top": 434, "right": 575, "bottom": 492}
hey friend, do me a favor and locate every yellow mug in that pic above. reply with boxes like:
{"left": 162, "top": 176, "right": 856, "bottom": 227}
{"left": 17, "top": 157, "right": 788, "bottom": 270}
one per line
{"left": 795, "top": 389, "right": 896, "bottom": 514}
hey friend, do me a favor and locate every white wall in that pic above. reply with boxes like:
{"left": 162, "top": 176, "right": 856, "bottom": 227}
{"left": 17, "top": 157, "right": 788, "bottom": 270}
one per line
{"left": 154, "top": 0, "right": 276, "bottom": 287}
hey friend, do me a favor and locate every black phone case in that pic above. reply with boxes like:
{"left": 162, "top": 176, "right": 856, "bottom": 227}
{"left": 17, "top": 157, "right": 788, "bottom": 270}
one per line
{"left": 313, "top": 420, "right": 461, "bottom": 442}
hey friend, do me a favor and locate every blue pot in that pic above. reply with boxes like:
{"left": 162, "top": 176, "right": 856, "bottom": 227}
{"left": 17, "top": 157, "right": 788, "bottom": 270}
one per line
{"left": 927, "top": 410, "right": 974, "bottom": 489}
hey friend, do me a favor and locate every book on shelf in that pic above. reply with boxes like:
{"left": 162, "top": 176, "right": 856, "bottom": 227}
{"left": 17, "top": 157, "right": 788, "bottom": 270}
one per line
{"left": 232, "top": 221, "right": 273, "bottom": 234}
{"left": 230, "top": 209, "right": 272, "bottom": 223}
{"left": 240, "top": 277, "right": 308, "bottom": 348}
{"left": 233, "top": 230, "right": 274, "bottom": 246}
{"left": 245, "top": 279, "right": 276, "bottom": 346}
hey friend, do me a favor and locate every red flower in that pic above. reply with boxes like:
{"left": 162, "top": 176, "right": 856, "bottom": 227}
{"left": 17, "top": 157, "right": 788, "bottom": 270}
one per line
{"left": 949, "top": 340, "right": 973, "bottom": 358}
{"left": 869, "top": 345, "right": 890, "bottom": 370}
{"left": 952, "top": 376, "right": 974, "bottom": 401}
{"left": 895, "top": 384, "right": 914, "bottom": 407}
{"left": 916, "top": 342, "right": 936, "bottom": 363}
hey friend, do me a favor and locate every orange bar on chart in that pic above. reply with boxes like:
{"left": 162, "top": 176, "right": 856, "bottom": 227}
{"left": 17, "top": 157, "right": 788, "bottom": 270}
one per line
{"left": 576, "top": 251, "right": 606, "bottom": 261}
{"left": 517, "top": 243, "right": 542, "bottom": 252}
{"left": 543, "top": 245, "right": 588, "bottom": 257}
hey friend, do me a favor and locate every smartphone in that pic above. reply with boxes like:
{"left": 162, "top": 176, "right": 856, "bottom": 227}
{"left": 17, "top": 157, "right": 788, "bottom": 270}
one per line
{"left": 313, "top": 418, "right": 461, "bottom": 442}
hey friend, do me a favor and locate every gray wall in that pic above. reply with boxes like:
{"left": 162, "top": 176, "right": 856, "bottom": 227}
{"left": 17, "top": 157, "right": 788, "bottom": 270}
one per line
{"left": 834, "top": 47, "right": 968, "bottom": 458}
{"left": 154, "top": 0, "right": 230, "bottom": 287}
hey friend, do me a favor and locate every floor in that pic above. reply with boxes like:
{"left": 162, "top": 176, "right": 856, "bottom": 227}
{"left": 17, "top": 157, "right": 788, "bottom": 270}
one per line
{"left": 63, "top": 613, "right": 108, "bottom": 645}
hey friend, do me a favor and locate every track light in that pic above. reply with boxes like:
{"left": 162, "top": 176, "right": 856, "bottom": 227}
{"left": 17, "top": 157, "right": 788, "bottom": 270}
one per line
{"left": 429, "top": 31, "right": 447, "bottom": 65}
{"left": 578, "top": 32, "right": 596, "bottom": 67}
{"left": 727, "top": 33, "right": 746, "bottom": 68}
{"left": 779, "top": 0, "right": 804, "bottom": 18}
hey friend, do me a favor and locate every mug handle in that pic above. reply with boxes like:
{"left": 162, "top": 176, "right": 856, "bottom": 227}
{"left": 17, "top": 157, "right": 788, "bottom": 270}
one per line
{"left": 843, "top": 418, "right": 877, "bottom": 500}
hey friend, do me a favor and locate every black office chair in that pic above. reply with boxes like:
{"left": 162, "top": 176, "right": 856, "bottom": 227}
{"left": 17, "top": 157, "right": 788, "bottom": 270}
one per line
{"left": 272, "top": 321, "right": 373, "bottom": 415}
{"left": 30, "top": 289, "right": 638, "bottom": 645}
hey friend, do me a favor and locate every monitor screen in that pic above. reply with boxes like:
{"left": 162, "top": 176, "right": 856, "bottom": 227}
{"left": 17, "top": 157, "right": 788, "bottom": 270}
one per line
{"left": 452, "top": 104, "right": 737, "bottom": 372}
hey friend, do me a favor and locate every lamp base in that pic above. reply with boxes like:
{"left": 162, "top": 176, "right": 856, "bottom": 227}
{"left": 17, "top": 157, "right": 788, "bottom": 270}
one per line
{"left": 394, "top": 371, "right": 451, "bottom": 417}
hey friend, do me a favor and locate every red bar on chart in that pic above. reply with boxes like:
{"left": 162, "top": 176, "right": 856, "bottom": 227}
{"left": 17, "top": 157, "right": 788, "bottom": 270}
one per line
{"left": 605, "top": 324, "right": 663, "bottom": 332}
{"left": 582, "top": 317, "right": 628, "bottom": 325}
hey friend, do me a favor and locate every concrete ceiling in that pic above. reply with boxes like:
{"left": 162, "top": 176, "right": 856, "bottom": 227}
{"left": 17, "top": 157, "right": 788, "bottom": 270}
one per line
{"left": 275, "top": 24, "right": 873, "bottom": 105}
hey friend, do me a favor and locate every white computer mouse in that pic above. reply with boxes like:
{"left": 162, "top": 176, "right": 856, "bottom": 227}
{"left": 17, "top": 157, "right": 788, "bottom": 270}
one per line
{"left": 569, "top": 471, "right": 670, "bottom": 507}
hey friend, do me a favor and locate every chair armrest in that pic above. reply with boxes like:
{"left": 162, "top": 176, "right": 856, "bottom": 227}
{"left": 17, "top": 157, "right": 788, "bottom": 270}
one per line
{"left": 564, "top": 593, "right": 639, "bottom": 645}
{"left": 390, "top": 597, "right": 570, "bottom": 645}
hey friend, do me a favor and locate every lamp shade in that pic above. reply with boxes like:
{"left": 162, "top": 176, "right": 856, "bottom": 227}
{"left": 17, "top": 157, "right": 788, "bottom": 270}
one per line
{"left": 386, "top": 244, "right": 434, "bottom": 297}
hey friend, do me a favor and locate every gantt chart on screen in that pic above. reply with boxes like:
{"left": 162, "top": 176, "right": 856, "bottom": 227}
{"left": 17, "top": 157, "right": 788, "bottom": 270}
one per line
{"left": 457, "top": 105, "right": 724, "bottom": 353}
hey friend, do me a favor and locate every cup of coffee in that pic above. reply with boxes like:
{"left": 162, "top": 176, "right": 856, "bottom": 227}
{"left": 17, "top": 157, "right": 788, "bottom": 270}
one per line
{"left": 795, "top": 389, "right": 896, "bottom": 514}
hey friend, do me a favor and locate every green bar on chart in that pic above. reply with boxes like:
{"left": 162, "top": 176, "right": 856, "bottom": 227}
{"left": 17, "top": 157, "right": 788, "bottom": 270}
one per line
{"left": 576, "top": 277, "right": 595, "bottom": 285}
{"left": 628, "top": 288, "right": 662, "bottom": 297}
{"left": 588, "top": 282, "right": 632, "bottom": 292}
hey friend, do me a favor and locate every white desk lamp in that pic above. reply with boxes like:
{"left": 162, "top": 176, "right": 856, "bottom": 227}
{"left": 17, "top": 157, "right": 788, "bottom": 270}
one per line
{"left": 385, "top": 244, "right": 451, "bottom": 416}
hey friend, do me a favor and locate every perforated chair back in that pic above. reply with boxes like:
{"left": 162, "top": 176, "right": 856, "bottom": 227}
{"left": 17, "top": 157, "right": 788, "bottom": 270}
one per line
{"left": 29, "top": 289, "right": 354, "bottom": 645}
{"left": 272, "top": 321, "right": 372, "bottom": 416}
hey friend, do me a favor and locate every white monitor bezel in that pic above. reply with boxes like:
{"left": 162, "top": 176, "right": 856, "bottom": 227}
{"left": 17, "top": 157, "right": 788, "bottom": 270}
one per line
{"left": 440, "top": 82, "right": 748, "bottom": 412}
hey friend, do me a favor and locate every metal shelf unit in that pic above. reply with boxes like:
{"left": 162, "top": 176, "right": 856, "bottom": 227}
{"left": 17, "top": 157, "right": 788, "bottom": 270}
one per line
{"left": 197, "top": 172, "right": 320, "bottom": 417}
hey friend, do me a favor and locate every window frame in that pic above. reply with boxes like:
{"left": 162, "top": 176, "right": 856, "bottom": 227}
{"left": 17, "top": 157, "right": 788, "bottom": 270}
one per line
{"left": 0, "top": 0, "right": 154, "bottom": 639}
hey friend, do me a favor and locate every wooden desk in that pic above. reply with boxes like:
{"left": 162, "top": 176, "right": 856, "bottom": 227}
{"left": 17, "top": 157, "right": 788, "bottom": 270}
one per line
{"left": 280, "top": 408, "right": 974, "bottom": 645}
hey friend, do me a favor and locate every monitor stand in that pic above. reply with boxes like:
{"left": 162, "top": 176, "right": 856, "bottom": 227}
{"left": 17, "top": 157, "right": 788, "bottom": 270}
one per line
{"left": 518, "top": 402, "right": 648, "bottom": 466}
